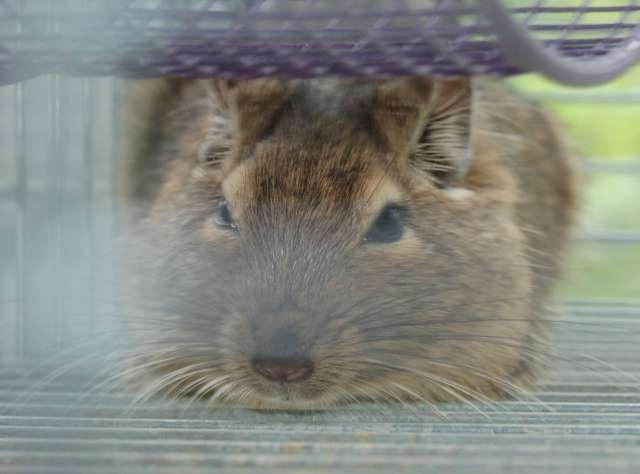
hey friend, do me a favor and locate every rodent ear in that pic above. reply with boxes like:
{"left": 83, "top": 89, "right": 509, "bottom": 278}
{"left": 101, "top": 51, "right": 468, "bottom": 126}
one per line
{"left": 373, "top": 78, "right": 473, "bottom": 187}
{"left": 414, "top": 78, "right": 473, "bottom": 187}
{"left": 209, "top": 78, "right": 289, "bottom": 151}
{"left": 372, "top": 78, "right": 436, "bottom": 159}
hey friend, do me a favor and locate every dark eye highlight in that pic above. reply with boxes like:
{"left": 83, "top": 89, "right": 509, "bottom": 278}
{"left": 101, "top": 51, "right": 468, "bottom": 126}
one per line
{"left": 363, "top": 204, "right": 405, "bottom": 244}
{"left": 214, "top": 201, "right": 237, "bottom": 231}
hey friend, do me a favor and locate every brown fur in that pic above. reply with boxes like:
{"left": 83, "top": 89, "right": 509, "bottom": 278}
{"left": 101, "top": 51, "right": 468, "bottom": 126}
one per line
{"left": 119, "top": 76, "right": 578, "bottom": 410}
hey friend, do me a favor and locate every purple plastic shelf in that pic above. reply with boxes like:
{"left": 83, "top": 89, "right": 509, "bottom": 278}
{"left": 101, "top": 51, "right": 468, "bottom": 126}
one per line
{"left": 1, "top": 1, "right": 639, "bottom": 86}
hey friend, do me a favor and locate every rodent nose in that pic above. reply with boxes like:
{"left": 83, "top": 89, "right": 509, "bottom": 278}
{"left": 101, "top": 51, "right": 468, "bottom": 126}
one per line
{"left": 252, "top": 356, "right": 314, "bottom": 383}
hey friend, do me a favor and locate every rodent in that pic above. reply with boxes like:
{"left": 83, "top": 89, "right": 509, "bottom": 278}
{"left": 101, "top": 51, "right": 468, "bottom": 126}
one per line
{"left": 118, "top": 77, "right": 578, "bottom": 410}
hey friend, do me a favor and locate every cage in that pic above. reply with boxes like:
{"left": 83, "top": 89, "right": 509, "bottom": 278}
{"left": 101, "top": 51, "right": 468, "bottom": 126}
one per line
{"left": 1, "top": 1, "right": 640, "bottom": 473}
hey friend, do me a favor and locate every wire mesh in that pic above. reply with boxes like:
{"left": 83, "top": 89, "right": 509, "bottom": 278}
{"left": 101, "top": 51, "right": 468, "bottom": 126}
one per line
{"left": 2, "top": 303, "right": 640, "bottom": 473}
{"left": 0, "top": 1, "right": 639, "bottom": 85}
{"left": 1, "top": 1, "right": 640, "bottom": 473}
{"left": 0, "top": 76, "right": 119, "bottom": 362}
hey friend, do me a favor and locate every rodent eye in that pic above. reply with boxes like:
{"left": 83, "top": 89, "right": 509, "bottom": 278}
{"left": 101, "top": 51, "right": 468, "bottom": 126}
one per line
{"left": 363, "top": 204, "right": 405, "bottom": 244}
{"left": 214, "top": 201, "right": 237, "bottom": 231}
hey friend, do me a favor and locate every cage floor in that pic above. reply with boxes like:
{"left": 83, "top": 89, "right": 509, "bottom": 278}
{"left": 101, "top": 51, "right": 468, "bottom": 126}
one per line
{"left": 2, "top": 302, "right": 640, "bottom": 473}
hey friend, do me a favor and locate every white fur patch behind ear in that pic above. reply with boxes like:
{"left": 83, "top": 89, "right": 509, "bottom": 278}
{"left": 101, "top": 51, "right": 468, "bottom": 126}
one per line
{"left": 443, "top": 187, "right": 475, "bottom": 200}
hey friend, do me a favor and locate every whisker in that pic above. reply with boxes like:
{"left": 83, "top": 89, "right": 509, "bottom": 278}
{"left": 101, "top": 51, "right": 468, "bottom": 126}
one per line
{"left": 360, "top": 357, "right": 494, "bottom": 420}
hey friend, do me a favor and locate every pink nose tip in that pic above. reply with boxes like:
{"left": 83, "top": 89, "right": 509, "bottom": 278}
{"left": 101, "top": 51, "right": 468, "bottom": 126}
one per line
{"left": 252, "top": 358, "right": 314, "bottom": 383}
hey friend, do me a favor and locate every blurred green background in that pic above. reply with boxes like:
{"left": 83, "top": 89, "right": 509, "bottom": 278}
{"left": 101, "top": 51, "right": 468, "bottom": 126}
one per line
{"left": 509, "top": 67, "right": 640, "bottom": 300}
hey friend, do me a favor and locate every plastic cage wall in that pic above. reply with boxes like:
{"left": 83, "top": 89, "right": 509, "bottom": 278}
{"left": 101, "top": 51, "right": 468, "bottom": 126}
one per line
{"left": 1, "top": 1, "right": 640, "bottom": 473}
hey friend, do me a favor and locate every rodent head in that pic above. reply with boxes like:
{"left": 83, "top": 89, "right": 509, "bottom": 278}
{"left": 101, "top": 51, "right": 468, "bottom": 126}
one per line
{"left": 125, "top": 77, "right": 534, "bottom": 410}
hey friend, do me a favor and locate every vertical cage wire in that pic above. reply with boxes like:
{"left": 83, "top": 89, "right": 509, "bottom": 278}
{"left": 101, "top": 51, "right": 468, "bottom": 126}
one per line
{"left": 0, "top": 76, "right": 120, "bottom": 362}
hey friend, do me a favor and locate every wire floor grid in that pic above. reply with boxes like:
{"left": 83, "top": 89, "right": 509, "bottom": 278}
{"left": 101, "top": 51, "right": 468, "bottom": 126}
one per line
{"left": 2, "top": 302, "right": 640, "bottom": 473}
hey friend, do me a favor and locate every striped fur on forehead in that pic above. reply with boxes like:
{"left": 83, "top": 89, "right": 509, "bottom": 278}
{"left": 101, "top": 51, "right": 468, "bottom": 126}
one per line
{"left": 213, "top": 78, "right": 473, "bottom": 191}
{"left": 247, "top": 140, "right": 379, "bottom": 215}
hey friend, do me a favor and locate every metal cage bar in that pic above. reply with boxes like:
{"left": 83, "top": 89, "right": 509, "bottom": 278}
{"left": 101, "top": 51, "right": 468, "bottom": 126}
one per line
{"left": 0, "top": 1, "right": 639, "bottom": 85}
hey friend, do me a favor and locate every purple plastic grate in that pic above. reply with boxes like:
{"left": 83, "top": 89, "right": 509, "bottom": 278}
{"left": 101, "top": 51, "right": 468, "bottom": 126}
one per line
{"left": 0, "top": 1, "right": 639, "bottom": 85}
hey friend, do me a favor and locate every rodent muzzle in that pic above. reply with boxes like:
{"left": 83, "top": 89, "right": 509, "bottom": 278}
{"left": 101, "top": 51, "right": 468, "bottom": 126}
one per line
{"left": 251, "top": 327, "right": 315, "bottom": 383}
